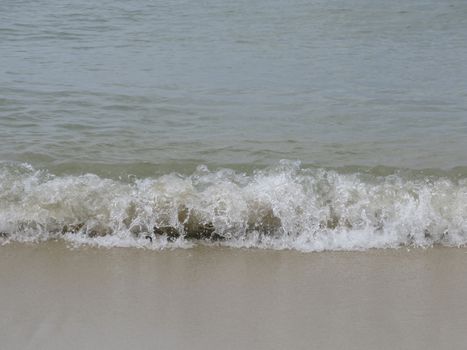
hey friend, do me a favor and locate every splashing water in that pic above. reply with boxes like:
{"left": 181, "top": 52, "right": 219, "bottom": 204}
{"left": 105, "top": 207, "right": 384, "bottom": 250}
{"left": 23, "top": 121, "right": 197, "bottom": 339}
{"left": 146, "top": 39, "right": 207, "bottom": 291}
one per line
{"left": 0, "top": 161, "right": 466, "bottom": 251}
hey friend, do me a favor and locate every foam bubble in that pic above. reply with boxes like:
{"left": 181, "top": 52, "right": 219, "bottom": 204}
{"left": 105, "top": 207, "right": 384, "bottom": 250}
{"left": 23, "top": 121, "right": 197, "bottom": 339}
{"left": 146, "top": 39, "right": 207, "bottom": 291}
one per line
{"left": 0, "top": 161, "right": 466, "bottom": 251}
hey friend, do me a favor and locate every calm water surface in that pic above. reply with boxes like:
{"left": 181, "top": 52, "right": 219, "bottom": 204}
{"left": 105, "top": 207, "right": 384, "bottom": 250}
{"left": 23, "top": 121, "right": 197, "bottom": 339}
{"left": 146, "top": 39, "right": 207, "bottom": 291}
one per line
{"left": 1, "top": 0, "right": 466, "bottom": 176}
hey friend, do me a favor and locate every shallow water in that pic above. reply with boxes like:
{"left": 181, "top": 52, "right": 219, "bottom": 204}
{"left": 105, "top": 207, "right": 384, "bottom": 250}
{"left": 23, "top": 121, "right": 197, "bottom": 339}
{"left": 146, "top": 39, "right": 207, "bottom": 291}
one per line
{"left": 1, "top": 0, "right": 466, "bottom": 250}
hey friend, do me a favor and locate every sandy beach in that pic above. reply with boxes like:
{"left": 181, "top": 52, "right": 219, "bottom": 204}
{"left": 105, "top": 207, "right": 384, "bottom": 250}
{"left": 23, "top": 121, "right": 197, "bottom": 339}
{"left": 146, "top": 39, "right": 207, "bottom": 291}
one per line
{"left": 2, "top": 0, "right": 467, "bottom": 349}
{"left": 1, "top": 243, "right": 467, "bottom": 349}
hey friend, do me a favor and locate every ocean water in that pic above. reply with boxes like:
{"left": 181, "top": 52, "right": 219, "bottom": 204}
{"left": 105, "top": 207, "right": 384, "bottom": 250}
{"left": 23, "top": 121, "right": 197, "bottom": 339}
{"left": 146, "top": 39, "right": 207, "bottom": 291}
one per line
{"left": 1, "top": 0, "right": 466, "bottom": 250}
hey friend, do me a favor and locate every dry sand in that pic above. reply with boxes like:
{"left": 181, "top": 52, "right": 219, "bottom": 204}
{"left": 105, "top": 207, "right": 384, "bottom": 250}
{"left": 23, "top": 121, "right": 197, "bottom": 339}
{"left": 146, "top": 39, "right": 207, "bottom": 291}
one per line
{"left": 1, "top": 242, "right": 467, "bottom": 349}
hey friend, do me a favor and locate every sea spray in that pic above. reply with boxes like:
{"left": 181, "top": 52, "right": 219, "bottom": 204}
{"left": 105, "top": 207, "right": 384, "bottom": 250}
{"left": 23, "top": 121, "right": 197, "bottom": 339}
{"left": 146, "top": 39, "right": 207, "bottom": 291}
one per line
{"left": 0, "top": 161, "right": 466, "bottom": 251}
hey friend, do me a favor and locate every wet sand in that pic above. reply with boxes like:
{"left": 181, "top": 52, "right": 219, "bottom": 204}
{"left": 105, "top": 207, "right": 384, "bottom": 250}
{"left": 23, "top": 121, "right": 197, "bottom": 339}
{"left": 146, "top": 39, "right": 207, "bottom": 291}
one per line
{"left": 1, "top": 243, "right": 467, "bottom": 349}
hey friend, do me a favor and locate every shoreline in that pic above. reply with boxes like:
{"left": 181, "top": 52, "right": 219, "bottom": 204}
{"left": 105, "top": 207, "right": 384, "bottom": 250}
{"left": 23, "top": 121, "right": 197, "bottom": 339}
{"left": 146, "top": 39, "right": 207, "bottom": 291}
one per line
{"left": 1, "top": 243, "right": 467, "bottom": 349}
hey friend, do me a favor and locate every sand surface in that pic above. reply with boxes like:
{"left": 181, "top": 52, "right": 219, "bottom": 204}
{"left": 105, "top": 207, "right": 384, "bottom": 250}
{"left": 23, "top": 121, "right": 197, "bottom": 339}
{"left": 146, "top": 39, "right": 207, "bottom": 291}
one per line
{"left": 1, "top": 243, "right": 467, "bottom": 349}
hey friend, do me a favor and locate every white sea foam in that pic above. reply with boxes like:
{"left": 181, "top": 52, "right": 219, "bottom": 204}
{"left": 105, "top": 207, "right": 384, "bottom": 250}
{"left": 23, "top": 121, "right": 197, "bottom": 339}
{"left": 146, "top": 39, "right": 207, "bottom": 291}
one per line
{"left": 0, "top": 161, "right": 466, "bottom": 251}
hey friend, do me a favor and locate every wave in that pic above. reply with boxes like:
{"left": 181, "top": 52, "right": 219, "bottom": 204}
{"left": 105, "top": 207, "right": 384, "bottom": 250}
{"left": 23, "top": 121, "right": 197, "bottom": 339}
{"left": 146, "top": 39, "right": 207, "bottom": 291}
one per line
{"left": 0, "top": 161, "right": 466, "bottom": 251}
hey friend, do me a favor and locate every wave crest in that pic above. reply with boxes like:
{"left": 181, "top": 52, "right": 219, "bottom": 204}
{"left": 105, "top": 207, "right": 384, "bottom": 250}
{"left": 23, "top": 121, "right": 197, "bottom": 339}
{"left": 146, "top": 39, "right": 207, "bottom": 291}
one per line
{"left": 1, "top": 161, "right": 466, "bottom": 251}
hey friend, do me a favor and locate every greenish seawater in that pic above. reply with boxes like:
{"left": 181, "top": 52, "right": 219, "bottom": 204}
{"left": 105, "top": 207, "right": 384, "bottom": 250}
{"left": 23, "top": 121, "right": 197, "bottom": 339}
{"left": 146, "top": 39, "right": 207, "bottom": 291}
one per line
{"left": 1, "top": 0, "right": 466, "bottom": 250}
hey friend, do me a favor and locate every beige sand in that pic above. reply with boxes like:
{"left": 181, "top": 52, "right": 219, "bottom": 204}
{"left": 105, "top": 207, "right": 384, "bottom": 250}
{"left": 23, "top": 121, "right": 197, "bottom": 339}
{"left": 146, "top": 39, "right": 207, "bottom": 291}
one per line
{"left": 1, "top": 242, "right": 467, "bottom": 349}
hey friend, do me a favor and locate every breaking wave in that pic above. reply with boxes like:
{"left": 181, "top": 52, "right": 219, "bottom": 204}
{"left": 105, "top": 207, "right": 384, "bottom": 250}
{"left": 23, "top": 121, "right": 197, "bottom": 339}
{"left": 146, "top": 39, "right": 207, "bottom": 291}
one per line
{"left": 1, "top": 161, "right": 466, "bottom": 251}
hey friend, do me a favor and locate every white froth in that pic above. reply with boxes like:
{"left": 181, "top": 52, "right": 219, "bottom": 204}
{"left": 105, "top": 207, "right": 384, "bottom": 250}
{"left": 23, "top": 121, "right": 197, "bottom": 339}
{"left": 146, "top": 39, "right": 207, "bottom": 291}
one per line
{"left": 0, "top": 161, "right": 466, "bottom": 251}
